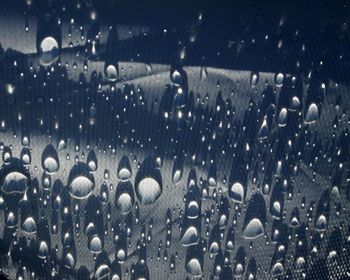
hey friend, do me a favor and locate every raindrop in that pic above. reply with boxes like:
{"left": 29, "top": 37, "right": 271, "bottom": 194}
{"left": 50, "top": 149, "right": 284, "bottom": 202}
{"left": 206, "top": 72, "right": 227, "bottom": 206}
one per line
{"left": 242, "top": 193, "right": 266, "bottom": 239}
{"left": 41, "top": 144, "right": 60, "bottom": 174}
{"left": 115, "top": 181, "right": 135, "bottom": 214}
{"left": 39, "top": 36, "right": 59, "bottom": 66}
{"left": 135, "top": 157, "right": 162, "bottom": 205}
{"left": 304, "top": 103, "right": 319, "bottom": 124}
{"left": 117, "top": 155, "right": 132, "bottom": 181}
{"left": 67, "top": 163, "right": 95, "bottom": 199}
{"left": 274, "top": 73, "right": 284, "bottom": 87}
{"left": 0, "top": 158, "right": 29, "bottom": 195}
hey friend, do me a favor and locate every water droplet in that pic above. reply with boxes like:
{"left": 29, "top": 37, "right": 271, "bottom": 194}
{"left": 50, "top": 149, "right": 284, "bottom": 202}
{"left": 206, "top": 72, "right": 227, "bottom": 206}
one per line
{"left": 304, "top": 103, "right": 319, "bottom": 124}
{"left": 39, "top": 36, "right": 59, "bottom": 66}
{"left": 105, "top": 65, "right": 118, "bottom": 81}
{"left": 117, "top": 155, "right": 132, "bottom": 181}
{"left": 135, "top": 157, "right": 162, "bottom": 205}
{"left": 274, "top": 73, "right": 284, "bottom": 87}
{"left": 0, "top": 159, "right": 29, "bottom": 195}
{"left": 67, "top": 163, "right": 95, "bottom": 199}
{"left": 250, "top": 72, "right": 259, "bottom": 87}
{"left": 42, "top": 144, "right": 60, "bottom": 174}
{"left": 242, "top": 194, "right": 266, "bottom": 239}
{"left": 22, "top": 216, "right": 37, "bottom": 234}
{"left": 115, "top": 181, "right": 135, "bottom": 214}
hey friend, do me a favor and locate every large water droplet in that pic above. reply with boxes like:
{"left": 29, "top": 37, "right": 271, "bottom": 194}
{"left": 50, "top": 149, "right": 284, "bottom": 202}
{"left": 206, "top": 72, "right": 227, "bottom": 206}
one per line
{"left": 274, "top": 73, "right": 284, "bottom": 87}
{"left": 117, "top": 155, "right": 132, "bottom": 181}
{"left": 42, "top": 144, "right": 59, "bottom": 174}
{"left": 242, "top": 193, "right": 266, "bottom": 239}
{"left": 135, "top": 157, "right": 162, "bottom": 205}
{"left": 304, "top": 103, "right": 319, "bottom": 124}
{"left": 115, "top": 181, "right": 135, "bottom": 214}
{"left": 67, "top": 163, "right": 95, "bottom": 199}
{"left": 181, "top": 225, "right": 200, "bottom": 246}
{"left": 0, "top": 159, "right": 29, "bottom": 195}
{"left": 39, "top": 36, "right": 59, "bottom": 66}
{"left": 230, "top": 182, "right": 244, "bottom": 203}
{"left": 105, "top": 64, "right": 118, "bottom": 81}
{"left": 22, "top": 217, "right": 37, "bottom": 234}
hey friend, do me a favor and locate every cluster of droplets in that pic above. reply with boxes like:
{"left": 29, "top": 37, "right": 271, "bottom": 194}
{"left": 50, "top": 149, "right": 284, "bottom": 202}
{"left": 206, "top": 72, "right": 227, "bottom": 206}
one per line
{"left": 1, "top": 48, "right": 350, "bottom": 279}
{"left": 1, "top": 0, "right": 350, "bottom": 279}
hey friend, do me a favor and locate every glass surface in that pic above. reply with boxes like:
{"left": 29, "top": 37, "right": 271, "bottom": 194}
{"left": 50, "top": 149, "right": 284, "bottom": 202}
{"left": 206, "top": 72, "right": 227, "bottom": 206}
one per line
{"left": 0, "top": 0, "right": 349, "bottom": 279}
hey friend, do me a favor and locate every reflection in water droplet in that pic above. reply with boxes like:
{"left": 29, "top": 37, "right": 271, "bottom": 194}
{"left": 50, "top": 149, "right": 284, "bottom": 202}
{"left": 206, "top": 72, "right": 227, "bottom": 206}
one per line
{"left": 186, "top": 258, "right": 202, "bottom": 276}
{"left": 181, "top": 226, "right": 199, "bottom": 246}
{"left": 136, "top": 177, "right": 161, "bottom": 205}
{"left": 39, "top": 36, "right": 59, "bottom": 66}
{"left": 64, "top": 253, "right": 76, "bottom": 269}
{"left": 22, "top": 217, "right": 37, "bottom": 234}
{"left": 277, "top": 108, "right": 288, "bottom": 127}
{"left": 87, "top": 150, "right": 98, "bottom": 173}
{"left": 250, "top": 72, "right": 259, "bottom": 87}
{"left": 315, "top": 214, "right": 327, "bottom": 232}
{"left": 0, "top": 159, "right": 29, "bottom": 195}
{"left": 2, "top": 172, "right": 28, "bottom": 194}
{"left": 271, "top": 262, "right": 284, "bottom": 277}
{"left": 304, "top": 103, "right": 319, "bottom": 124}
{"left": 89, "top": 235, "right": 103, "bottom": 254}
{"left": 21, "top": 148, "right": 31, "bottom": 166}
{"left": 242, "top": 218, "right": 264, "bottom": 239}
{"left": 117, "top": 155, "right": 132, "bottom": 181}
{"left": 67, "top": 163, "right": 95, "bottom": 199}
{"left": 135, "top": 157, "right": 162, "bottom": 205}
{"left": 172, "top": 156, "right": 183, "bottom": 184}
{"left": 6, "top": 211, "right": 17, "bottom": 228}
{"left": 38, "top": 241, "right": 49, "bottom": 259}
{"left": 170, "top": 69, "right": 183, "bottom": 86}
{"left": 115, "top": 181, "right": 135, "bottom": 214}
{"left": 42, "top": 145, "right": 60, "bottom": 174}
{"left": 242, "top": 194, "right": 266, "bottom": 239}
{"left": 275, "top": 73, "right": 284, "bottom": 87}
{"left": 94, "top": 264, "right": 111, "bottom": 280}
{"left": 57, "top": 139, "right": 67, "bottom": 151}
{"left": 230, "top": 182, "right": 244, "bottom": 203}
{"left": 105, "top": 65, "right": 118, "bottom": 81}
